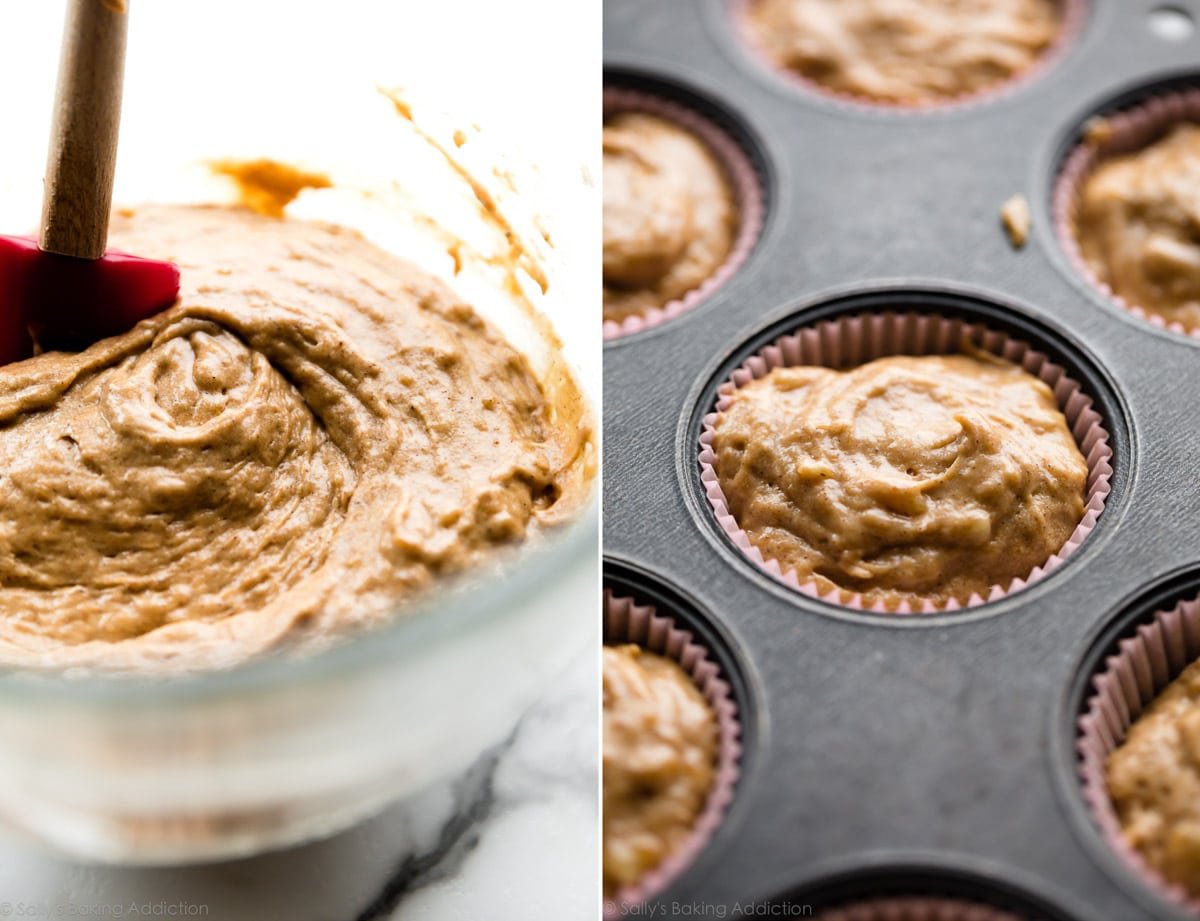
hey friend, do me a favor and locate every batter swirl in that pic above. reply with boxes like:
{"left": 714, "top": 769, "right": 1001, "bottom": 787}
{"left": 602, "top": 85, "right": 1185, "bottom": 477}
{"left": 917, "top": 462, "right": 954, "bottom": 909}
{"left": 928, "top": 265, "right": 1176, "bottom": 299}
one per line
{"left": 0, "top": 204, "right": 588, "bottom": 669}
{"left": 712, "top": 354, "right": 1087, "bottom": 609}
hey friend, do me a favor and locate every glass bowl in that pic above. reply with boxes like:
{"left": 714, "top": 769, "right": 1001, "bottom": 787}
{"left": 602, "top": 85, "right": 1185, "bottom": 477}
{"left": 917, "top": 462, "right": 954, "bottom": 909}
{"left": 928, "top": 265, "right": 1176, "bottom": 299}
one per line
{"left": 0, "top": 507, "right": 596, "bottom": 863}
{"left": 0, "top": 1, "right": 598, "bottom": 863}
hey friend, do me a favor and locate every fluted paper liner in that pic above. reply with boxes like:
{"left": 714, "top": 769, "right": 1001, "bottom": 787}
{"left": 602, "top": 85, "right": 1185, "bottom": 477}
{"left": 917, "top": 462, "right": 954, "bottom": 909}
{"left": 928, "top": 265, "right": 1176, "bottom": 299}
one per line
{"left": 1077, "top": 593, "right": 1200, "bottom": 914}
{"left": 1055, "top": 86, "right": 1200, "bottom": 338}
{"left": 729, "top": 0, "right": 1087, "bottom": 114}
{"left": 698, "top": 311, "right": 1113, "bottom": 614}
{"left": 813, "top": 896, "right": 1027, "bottom": 921}
{"left": 603, "top": 87, "right": 764, "bottom": 340}
{"left": 602, "top": 589, "right": 742, "bottom": 918}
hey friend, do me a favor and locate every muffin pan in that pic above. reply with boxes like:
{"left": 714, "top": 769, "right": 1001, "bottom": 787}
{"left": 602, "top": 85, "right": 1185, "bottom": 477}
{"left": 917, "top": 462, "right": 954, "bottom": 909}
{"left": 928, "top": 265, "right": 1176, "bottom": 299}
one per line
{"left": 604, "top": 1, "right": 1200, "bottom": 918}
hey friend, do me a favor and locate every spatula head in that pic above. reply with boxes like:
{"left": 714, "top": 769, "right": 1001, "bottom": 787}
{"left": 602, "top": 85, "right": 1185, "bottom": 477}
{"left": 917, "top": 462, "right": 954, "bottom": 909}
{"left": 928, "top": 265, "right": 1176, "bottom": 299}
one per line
{"left": 0, "top": 234, "right": 180, "bottom": 362}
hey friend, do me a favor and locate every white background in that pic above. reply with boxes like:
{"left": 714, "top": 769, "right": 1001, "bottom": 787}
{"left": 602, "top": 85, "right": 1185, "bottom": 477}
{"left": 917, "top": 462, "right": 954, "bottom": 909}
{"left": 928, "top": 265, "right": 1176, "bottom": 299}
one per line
{"left": 0, "top": 0, "right": 600, "bottom": 391}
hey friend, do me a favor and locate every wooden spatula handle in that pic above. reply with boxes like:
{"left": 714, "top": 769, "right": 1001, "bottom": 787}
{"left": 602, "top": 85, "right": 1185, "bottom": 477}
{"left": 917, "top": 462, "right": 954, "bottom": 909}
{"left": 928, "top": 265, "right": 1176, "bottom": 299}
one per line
{"left": 39, "top": 0, "right": 128, "bottom": 261}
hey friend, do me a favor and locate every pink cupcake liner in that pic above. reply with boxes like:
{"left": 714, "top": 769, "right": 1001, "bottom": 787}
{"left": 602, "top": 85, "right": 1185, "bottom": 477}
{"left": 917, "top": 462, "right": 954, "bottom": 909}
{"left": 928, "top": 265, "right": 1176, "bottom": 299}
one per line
{"left": 1077, "top": 592, "right": 1200, "bottom": 914}
{"left": 728, "top": 0, "right": 1087, "bottom": 115}
{"left": 602, "top": 589, "right": 743, "bottom": 918}
{"left": 1054, "top": 86, "right": 1200, "bottom": 339}
{"left": 698, "top": 310, "right": 1113, "bottom": 614}
{"left": 813, "top": 896, "right": 1026, "bottom": 921}
{"left": 603, "top": 87, "right": 764, "bottom": 340}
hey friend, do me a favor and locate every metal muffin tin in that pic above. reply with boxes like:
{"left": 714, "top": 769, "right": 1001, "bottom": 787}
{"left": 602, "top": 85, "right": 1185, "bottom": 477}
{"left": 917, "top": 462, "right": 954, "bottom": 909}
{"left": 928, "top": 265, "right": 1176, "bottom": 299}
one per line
{"left": 603, "top": 1, "right": 1200, "bottom": 918}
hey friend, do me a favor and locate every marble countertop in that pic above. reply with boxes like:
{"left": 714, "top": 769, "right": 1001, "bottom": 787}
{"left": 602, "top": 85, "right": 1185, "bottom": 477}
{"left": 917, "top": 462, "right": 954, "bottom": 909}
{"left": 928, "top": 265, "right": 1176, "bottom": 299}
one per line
{"left": 0, "top": 647, "right": 598, "bottom": 921}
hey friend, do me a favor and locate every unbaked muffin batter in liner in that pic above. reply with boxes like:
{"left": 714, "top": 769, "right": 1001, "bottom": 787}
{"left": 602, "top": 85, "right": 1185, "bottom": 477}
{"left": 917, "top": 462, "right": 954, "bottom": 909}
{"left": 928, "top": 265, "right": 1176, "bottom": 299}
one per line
{"left": 698, "top": 311, "right": 1113, "bottom": 614}
{"left": 728, "top": 0, "right": 1087, "bottom": 113}
{"left": 1055, "top": 86, "right": 1200, "bottom": 339}
{"left": 603, "top": 87, "right": 764, "bottom": 340}
{"left": 1078, "top": 593, "right": 1200, "bottom": 915}
{"left": 603, "top": 590, "right": 742, "bottom": 917}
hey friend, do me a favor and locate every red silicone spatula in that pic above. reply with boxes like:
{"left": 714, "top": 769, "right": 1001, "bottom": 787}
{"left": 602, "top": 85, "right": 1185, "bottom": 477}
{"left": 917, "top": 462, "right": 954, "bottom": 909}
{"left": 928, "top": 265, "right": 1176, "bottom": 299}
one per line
{"left": 0, "top": 0, "right": 179, "bottom": 365}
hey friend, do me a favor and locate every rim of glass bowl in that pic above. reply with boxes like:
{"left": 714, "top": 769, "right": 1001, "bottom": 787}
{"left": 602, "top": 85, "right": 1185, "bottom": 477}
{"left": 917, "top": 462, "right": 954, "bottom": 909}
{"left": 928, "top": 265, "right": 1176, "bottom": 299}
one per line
{"left": 0, "top": 499, "right": 598, "bottom": 707}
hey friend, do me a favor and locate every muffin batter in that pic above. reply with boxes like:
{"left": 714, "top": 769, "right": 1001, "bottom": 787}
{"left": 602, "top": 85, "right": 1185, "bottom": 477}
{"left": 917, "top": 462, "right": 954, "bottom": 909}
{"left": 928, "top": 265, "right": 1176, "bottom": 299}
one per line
{"left": 711, "top": 353, "right": 1087, "bottom": 609}
{"left": 1076, "top": 123, "right": 1200, "bottom": 332}
{"left": 1108, "top": 656, "right": 1200, "bottom": 897}
{"left": 603, "top": 112, "right": 737, "bottom": 322}
{"left": 603, "top": 644, "right": 717, "bottom": 898}
{"left": 745, "top": 0, "right": 1063, "bottom": 104}
{"left": 0, "top": 204, "right": 590, "bottom": 670}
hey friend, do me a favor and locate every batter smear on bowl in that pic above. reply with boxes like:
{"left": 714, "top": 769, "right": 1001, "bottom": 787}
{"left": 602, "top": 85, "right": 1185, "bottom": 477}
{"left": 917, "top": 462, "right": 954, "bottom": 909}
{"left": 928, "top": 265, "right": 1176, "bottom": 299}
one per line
{"left": 711, "top": 353, "right": 1087, "bottom": 610}
{"left": 0, "top": 203, "right": 590, "bottom": 670}
{"left": 744, "top": 0, "right": 1064, "bottom": 105}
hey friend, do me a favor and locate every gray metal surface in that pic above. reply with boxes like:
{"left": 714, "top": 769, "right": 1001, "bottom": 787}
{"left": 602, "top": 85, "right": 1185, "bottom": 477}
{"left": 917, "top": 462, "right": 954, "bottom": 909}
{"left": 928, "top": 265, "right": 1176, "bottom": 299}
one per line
{"left": 603, "top": 1, "right": 1200, "bottom": 918}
